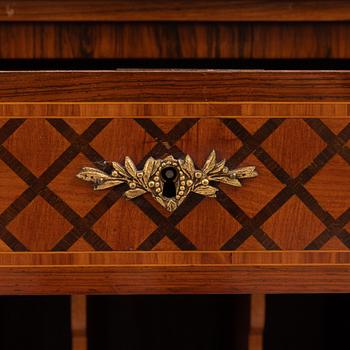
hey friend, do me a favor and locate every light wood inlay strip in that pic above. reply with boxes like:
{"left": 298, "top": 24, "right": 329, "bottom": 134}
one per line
{"left": 0, "top": 251, "right": 350, "bottom": 266}
{"left": 0, "top": 103, "right": 349, "bottom": 118}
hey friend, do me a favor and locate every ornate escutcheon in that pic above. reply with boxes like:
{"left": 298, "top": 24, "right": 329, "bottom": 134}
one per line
{"left": 76, "top": 150, "right": 258, "bottom": 212}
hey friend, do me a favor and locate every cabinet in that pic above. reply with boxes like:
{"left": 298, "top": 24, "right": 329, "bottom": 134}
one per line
{"left": 0, "top": 1, "right": 350, "bottom": 350}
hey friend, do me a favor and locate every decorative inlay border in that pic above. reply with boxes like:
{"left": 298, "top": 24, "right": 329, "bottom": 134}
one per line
{"left": 0, "top": 103, "right": 349, "bottom": 118}
{"left": 1, "top": 251, "right": 350, "bottom": 266}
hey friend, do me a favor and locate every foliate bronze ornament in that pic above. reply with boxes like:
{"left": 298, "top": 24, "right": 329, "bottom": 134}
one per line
{"left": 76, "top": 150, "right": 258, "bottom": 212}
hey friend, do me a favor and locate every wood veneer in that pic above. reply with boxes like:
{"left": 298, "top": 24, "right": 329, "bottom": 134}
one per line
{"left": 1, "top": 71, "right": 350, "bottom": 102}
{"left": 0, "top": 265, "right": 350, "bottom": 294}
{"left": 1, "top": 116, "right": 348, "bottom": 252}
{"left": 2, "top": 22, "right": 350, "bottom": 59}
{"left": 0, "top": 103, "right": 349, "bottom": 118}
{"left": 71, "top": 295, "right": 87, "bottom": 350}
{"left": 0, "top": 1, "right": 350, "bottom": 22}
{"left": 0, "top": 71, "right": 349, "bottom": 294}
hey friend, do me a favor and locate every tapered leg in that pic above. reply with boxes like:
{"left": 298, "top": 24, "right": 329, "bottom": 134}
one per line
{"left": 248, "top": 294, "right": 266, "bottom": 350}
{"left": 71, "top": 295, "right": 87, "bottom": 350}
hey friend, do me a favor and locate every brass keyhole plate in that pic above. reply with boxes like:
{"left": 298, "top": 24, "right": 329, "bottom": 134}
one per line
{"left": 77, "top": 150, "right": 258, "bottom": 212}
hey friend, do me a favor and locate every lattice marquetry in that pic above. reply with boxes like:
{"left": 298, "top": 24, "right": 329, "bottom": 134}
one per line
{"left": 0, "top": 117, "right": 349, "bottom": 252}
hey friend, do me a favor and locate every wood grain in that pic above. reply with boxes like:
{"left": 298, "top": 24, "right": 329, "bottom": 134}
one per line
{"left": 2, "top": 22, "right": 350, "bottom": 59}
{"left": 248, "top": 295, "right": 265, "bottom": 350}
{"left": 0, "top": 103, "right": 349, "bottom": 118}
{"left": 0, "top": 71, "right": 349, "bottom": 294}
{"left": 1, "top": 117, "right": 348, "bottom": 253}
{"left": 1, "top": 71, "right": 350, "bottom": 102}
{"left": 0, "top": 1, "right": 350, "bottom": 22}
{"left": 71, "top": 295, "right": 87, "bottom": 350}
{"left": 1, "top": 265, "right": 350, "bottom": 294}
{"left": 0, "top": 251, "right": 349, "bottom": 265}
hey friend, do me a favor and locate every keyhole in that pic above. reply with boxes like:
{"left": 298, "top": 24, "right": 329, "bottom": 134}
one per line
{"left": 161, "top": 167, "right": 178, "bottom": 198}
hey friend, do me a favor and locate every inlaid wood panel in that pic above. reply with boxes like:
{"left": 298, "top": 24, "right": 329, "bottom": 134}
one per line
{"left": 0, "top": 71, "right": 349, "bottom": 294}
{"left": 0, "top": 117, "right": 348, "bottom": 253}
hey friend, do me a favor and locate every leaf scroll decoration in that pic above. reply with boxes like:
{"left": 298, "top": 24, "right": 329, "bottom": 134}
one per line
{"left": 76, "top": 150, "right": 258, "bottom": 212}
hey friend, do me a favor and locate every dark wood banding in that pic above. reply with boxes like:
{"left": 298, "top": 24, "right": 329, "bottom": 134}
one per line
{"left": 1, "top": 1, "right": 350, "bottom": 22}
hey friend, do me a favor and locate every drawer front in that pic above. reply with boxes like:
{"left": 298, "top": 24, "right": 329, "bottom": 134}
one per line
{"left": 1, "top": 117, "right": 349, "bottom": 253}
{"left": 0, "top": 70, "right": 350, "bottom": 294}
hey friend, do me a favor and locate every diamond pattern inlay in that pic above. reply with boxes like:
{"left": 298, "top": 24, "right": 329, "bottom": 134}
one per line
{"left": 236, "top": 235, "right": 266, "bottom": 251}
{"left": 49, "top": 153, "right": 105, "bottom": 216}
{"left": 320, "top": 236, "right": 348, "bottom": 250}
{"left": 237, "top": 118, "right": 267, "bottom": 135}
{"left": 0, "top": 240, "right": 11, "bottom": 251}
{"left": 321, "top": 119, "right": 350, "bottom": 135}
{"left": 177, "top": 199, "right": 242, "bottom": 250}
{"left": 262, "top": 196, "right": 326, "bottom": 250}
{"left": 0, "top": 117, "right": 349, "bottom": 252}
{"left": 64, "top": 118, "right": 95, "bottom": 135}
{"left": 68, "top": 238, "right": 95, "bottom": 251}
{"left": 222, "top": 154, "right": 284, "bottom": 218}
{"left": 91, "top": 119, "right": 156, "bottom": 164}
{"left": 0, "top": 119, "right": 8, "bottom": 129}
{"left": 152, "top": 119, "right": 183, "bottom": 134}
{"left": 93, "top": 199, "right": 157, "bottom": 251}
{"left": 0, "top": 159, "right": 27, "bottom": 214}
{"left": 3, "top": 119, "right": 70, "bottom": 176}
{"left": 176, "top": 119, "right": 242, "bottom": 165}
{"left": 262, "top": 119, "right": 327, "bottom": 178}
{"left": 306, "top": 155, "right": 350, "bottom": 219}
{"left": 7, "top": 196, "right": 72, "bottom": 251}
{"left": 153, "top": 236, "right": 181, "bottom": 251}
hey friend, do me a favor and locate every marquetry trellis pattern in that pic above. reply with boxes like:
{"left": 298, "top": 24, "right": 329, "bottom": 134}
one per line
{"left": 0, "top": 117, "right": 349, "bottom": 252}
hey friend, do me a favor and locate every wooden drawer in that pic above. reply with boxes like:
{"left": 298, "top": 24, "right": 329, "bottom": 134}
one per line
{"left": 0, "top": 71, "right": 349, "bottom": 294}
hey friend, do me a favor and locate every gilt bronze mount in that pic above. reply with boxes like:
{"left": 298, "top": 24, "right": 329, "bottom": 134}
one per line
{"left": 77, "top": 150, "right": 258, "bottom": 212}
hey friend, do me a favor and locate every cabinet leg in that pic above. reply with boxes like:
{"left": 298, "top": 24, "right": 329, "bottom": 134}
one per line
{"left": 248, "top": 294, "right": 266, "bottom": 350}
{"left": 71, "top": 295, "right": 87, "bottom": 350}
